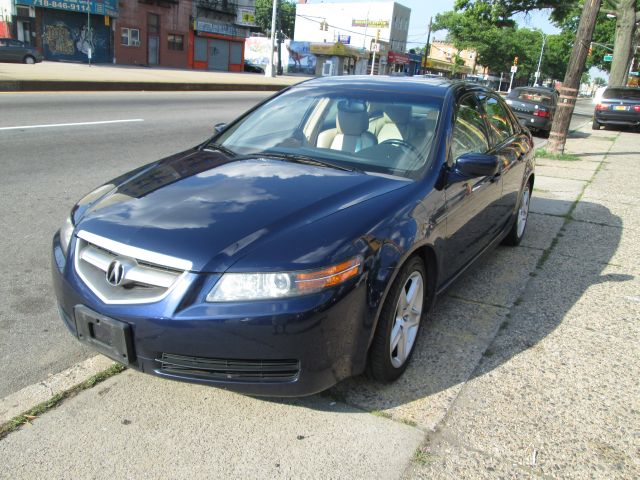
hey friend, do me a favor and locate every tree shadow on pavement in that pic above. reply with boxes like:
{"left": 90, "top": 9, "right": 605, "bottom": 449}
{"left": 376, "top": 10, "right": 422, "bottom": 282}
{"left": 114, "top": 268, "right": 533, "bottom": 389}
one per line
{"left": 303, "top": 199, "right": 627, "bottom": 422}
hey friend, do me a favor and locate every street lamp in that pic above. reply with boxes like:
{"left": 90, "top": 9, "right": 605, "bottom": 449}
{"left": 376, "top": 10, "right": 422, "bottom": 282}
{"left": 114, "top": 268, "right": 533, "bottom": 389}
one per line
{"left": 534, "top": 31, "right": 546, "bottom": 87}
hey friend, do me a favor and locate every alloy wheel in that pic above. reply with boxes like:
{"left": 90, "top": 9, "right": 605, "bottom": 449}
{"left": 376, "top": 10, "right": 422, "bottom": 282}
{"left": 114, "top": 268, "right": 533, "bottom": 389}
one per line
{"left": 389, "top": 271, "right": 424, "bottom": 368}
{"left": 517, "top": 184, "right": 530, "bottom": 238}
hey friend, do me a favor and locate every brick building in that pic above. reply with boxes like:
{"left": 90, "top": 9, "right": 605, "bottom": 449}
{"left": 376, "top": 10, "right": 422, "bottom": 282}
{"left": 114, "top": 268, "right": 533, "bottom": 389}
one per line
{"left": 115, "top": 0, "right": 192, "bottom": 68}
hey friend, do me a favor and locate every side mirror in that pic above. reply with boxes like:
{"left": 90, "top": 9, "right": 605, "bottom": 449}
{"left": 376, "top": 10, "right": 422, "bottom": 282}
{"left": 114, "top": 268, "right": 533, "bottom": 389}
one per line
{"left": 214, "top": 123, "right": 227, "bottom": 135}
{"left": 455, "top": 153, "right": 499, "bottom": 177}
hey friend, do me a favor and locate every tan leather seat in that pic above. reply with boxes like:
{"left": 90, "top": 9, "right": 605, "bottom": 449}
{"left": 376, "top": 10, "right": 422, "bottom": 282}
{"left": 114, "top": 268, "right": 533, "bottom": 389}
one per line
{"left": 317, "top": 102, "right": 377, "bottom": 153}
{"left": 377, "top": 105, "right": 414, "bottom": 143}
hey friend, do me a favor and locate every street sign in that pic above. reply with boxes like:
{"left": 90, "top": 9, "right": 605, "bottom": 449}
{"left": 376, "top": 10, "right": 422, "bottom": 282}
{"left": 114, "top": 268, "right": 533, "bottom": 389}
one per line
{"left": 603, "top": 54, "right": 613, "bottom": 62}
{"left": 372, "top": 43, "right": 380, "bottom": 53}
{"left": 510, "top": 65, "right": 518, "bottom": 73}
{"left": 337, "top": 35, "right": 351, "bottom": 45}
{"left": 630, "top": 71, "right": 639, "bottom": 77}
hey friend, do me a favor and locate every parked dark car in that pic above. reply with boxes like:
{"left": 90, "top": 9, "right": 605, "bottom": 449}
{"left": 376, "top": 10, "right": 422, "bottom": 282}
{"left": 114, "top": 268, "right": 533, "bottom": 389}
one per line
{"left": 593, "top": 87, "right": 640, "bottom": 131}
{"left": 506, "top": 86, "right": 558, "bottom": 137}
{"left": 52, "top": 77, "right": 534, "bottom": 396}
{"left": 244, "top": 60, "right": 264, "bottom": 73}
{"left": 0, "top": 38, "right": 43, "bottom": 64}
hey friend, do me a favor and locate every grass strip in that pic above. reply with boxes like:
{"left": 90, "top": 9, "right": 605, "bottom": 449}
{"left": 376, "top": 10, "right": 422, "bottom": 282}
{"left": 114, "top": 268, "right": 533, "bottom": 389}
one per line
{"left": 535, "top": 148, "right": 580, "bottom": 161}
{"left": 0, "top": 363, "right": 125, "bottom": 440}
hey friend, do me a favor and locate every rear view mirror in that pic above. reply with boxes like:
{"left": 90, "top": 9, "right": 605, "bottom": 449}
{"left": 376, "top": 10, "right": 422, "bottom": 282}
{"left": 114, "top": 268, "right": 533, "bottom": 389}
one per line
{"left": 455, "top": 153, "right": 499, "bottom": 177}
{"left": 214, "top": 123, "right": 227, "bottom": 135}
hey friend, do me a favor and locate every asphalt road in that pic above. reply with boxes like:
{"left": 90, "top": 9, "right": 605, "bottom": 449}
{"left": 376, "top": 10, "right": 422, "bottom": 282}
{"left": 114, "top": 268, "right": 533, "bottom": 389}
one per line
{"left": 0, "top": 91, "right": 595, "bottom": 399}
{"left": 0, "top": 91, "right": 272, "bottom": 398}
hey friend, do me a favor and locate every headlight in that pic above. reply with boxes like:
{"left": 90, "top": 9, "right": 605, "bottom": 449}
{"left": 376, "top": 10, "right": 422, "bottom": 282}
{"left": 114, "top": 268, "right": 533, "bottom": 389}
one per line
{"left": 206, "top": 256, "right": 362, "bottom": 302}
{"left": 59, "top": 215, "right": 74, "bottom": 256}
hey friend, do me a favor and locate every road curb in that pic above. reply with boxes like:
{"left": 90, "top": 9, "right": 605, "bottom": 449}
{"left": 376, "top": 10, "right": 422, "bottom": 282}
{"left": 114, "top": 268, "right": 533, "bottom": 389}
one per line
{"left": 0, "top": 80, "right": 292, "bottom": 92}
{"left": 0, "top": 355, "right": 116, "bottom": 425}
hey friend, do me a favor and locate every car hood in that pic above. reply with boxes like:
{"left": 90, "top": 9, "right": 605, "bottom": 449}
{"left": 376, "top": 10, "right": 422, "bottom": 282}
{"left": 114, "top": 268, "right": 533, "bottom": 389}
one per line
{"left": 76, "top": 149, "right": 410, "bottom": 272}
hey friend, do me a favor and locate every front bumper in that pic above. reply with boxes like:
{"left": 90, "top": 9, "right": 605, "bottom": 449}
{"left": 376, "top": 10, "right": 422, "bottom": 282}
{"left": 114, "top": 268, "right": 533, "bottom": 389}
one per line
{"left": 52, "top": 235, "right": 372, "bottom": 397}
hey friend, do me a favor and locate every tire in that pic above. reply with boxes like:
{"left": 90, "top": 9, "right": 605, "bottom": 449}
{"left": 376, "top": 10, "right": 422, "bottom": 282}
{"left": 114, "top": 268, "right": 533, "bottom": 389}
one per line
{"left": 368, "top": 256, "right": 427, "bottom": 383}
{"left": 592, "top": 119, "right": 600, "bottom": 130}
{"left": 23, "top": 55, "right": 36, "bottom": 64}
{"left": 503, "top": 180, "right": 531, "bottom": 246}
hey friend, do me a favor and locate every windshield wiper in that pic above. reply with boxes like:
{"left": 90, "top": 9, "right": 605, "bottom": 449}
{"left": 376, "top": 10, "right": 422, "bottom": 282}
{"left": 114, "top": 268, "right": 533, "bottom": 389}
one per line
{"left": 202, "top": 143, "right": 237, "bottom": 157}
{"left": 258, "top": 151, "right": 356, "bottom": 172}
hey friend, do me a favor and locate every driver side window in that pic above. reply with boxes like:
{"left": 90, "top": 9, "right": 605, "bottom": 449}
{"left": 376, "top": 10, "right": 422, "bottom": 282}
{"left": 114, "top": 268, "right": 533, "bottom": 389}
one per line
{"left": 451, "top": 96, "right": 489, "bottom": 162}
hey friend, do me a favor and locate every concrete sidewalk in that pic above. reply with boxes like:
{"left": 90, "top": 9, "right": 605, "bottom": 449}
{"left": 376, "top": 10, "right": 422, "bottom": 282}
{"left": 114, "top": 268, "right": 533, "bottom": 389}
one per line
{"left": 0, "top": 126, "right": 638, "bottom": 479}
{"left": 0, "top": 61, "right": 307, "bottom": 91}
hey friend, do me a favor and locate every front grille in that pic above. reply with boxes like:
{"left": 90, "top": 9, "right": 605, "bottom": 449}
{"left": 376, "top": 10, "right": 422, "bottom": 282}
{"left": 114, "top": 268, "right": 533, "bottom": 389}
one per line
{"left": 158, "top": 353, "right": 300, "bottom": 383}
{"left": 74, "top": 231, "right": 188, "bottom": 304}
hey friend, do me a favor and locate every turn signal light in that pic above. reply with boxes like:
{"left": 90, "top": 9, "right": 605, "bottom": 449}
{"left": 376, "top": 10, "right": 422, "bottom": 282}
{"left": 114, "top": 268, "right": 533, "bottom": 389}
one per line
{"left": 295, "top": 257, "right": 362, "bottom": 291}
{"left": 595, "top": 104, "right": 609, "bottom": 111}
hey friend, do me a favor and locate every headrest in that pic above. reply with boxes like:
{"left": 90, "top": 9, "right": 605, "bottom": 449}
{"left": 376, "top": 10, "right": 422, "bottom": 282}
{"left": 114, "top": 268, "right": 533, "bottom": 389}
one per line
{"left": 337, "top": 100, "right": 369, "bottom": 136}
{"left": 384, "top": 105, "right": 412, "bottom": 125}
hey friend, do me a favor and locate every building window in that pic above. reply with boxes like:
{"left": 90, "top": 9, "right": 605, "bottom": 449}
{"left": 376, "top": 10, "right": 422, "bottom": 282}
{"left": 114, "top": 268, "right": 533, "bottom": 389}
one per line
{"left": 167, "top": 34, "right": 184, "bottom": 51}
{"left": 148, "top": 13, "right": 160, "bottom": 34}
{"left": 121, "top": 28, "right": 140, "bottom": 47}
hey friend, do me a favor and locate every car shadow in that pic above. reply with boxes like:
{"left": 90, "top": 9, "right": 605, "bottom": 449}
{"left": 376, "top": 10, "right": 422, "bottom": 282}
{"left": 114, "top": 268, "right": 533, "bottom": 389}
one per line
{"left": 269, "top": 199, "right": 627, "bottom": 419}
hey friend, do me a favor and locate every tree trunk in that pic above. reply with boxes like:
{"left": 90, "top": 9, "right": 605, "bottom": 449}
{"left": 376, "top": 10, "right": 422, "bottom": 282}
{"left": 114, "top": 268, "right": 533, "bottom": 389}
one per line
{"left": 608, "top": 0, "right": 637, "bottom": 87}
{"left": 547, "top": 0, "right": 602, "bottom": 155}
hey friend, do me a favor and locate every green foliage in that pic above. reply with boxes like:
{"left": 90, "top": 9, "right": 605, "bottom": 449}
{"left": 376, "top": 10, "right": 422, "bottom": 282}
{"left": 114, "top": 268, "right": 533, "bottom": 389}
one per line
{"left": 433, "top": 9, "right": 571, "bottom": 80}
{"left": 254, "top": 0, "right": 296, "bottom": 38}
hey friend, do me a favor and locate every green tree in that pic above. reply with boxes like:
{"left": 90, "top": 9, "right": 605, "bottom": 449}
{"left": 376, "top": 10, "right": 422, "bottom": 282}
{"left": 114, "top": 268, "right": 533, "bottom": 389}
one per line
{"left": 254, "top": 0, "right": 296, "bottom": 38}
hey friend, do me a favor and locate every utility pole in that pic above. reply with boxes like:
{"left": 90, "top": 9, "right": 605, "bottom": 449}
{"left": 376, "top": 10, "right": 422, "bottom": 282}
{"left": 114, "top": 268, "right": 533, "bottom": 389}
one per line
{"left": 87, "top": 0, "right": 92, "bottom": 66}
{"left": 370, "top": 29, "right": 379, "bottom": 75}
{"left": 547, "top": 0, "right": 602, "bottom": 154}
{"left": 534, "top": 32, "right": 546, "bottom": 86}
{"left": 423, "top": 17, "right": 432, "bottom": 73}
{"left": 265, "top": 0, "right": 278, "bottom": 77}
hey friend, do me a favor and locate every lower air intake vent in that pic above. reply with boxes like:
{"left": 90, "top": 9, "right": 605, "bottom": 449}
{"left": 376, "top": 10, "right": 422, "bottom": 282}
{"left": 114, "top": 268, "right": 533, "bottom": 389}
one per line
{"left": 158, "top": 353, "right": 300, "bottom": 383}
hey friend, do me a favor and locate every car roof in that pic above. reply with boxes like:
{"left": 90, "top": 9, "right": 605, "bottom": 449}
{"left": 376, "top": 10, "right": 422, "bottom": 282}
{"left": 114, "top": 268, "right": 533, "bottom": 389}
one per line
{"left": 296, "top": 75, "right": 490, "bottom": 97}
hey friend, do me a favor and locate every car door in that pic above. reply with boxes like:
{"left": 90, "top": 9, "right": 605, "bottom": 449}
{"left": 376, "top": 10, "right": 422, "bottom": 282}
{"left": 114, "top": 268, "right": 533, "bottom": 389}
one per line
{"left": 443, "top": 93, "right": 503, "bottom": 279}
{"left": 479, "top": 93, "right": 528, "bottom": 229}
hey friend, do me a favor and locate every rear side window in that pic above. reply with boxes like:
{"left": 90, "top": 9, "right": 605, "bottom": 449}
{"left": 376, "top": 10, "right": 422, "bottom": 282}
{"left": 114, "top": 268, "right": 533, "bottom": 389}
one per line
{"left": 482, "top": 96, "right": 514, "bottom": 145}
{"left": 512, "top": 89, "right": 554, "bottom": 104}
{"left": 603, "top": 88, "right": 640, "bottom": 100}
{"left": 451, "top": 96, "right": 489, "bottom": 161}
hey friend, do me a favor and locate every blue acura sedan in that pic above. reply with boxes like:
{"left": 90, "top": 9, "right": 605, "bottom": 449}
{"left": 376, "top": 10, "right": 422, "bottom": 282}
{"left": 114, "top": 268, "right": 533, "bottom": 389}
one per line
{"left": 52, "top": 76, "right": 534, "bottom": 396}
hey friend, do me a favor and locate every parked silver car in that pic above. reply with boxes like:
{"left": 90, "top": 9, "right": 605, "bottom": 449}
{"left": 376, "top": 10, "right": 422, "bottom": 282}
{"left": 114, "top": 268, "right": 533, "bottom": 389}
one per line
{"left": 0, "top": 38, "right": 43, "bottom": 64}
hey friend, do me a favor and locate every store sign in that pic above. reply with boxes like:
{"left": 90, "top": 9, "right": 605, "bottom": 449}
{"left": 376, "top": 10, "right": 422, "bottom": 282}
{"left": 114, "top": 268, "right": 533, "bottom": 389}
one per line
{"left": 352, "top": 19, "right": 389, "bottom": 28}
{"left": 387, "top": 51, "right": 409, "bottom": 64}
{"left": 195, "top": 19, "right": 248, "bottom": 38}
{"left": 16, "top": 0, "right": 118, "bottom": 17}
{"left": 236, "top": 7, "right": 256, "bottom": 27}
{"left": 337, "top": 35, "right": 350, "bottom": 45}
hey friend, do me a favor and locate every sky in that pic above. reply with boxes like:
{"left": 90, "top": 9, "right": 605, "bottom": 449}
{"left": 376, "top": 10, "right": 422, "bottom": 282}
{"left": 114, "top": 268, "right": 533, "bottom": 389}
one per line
{"left": 304, "top": 0, "right": 561, "bottom": 50}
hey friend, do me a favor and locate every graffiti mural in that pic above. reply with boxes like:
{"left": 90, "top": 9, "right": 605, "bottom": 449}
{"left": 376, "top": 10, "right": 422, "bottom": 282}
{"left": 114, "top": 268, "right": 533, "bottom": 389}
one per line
{"left": 286, "top": 41, "right": 316, "bottom": 74}
{"left": 42, "top": 10, "right": 111, "bottom": 63}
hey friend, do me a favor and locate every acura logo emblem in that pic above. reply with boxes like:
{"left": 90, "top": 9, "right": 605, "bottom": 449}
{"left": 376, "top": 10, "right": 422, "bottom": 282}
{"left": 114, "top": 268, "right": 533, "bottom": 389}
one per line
{"left": 106, "top": 258, "right": 134, "bottom": 287}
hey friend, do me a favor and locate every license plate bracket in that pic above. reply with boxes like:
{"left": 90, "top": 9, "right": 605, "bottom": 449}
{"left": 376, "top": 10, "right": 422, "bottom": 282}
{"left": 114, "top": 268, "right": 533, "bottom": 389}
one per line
{"left": 74, "top": 305, "right": 135, "bottom": 365}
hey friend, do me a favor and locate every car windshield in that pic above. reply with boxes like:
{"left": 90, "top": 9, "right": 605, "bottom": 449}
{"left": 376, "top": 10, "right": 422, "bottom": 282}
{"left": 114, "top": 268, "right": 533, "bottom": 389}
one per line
{"left": 209, "top": 84, "right": 442, "bottom": 179}
{"left": 512, "top": 89, "right": 553, "bottom": 104}
{"left": 603, "top": 88, "right": 640, "bottom": 100}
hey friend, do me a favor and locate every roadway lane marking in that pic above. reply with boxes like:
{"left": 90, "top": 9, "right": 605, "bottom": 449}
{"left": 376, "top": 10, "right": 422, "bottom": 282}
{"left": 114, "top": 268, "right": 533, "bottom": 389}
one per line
{"left": 0, "top": 118, "right": 144, "bottom": 131}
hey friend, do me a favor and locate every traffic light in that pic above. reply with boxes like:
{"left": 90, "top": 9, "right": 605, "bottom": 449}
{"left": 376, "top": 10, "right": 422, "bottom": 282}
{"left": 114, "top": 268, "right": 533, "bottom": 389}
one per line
{"left": 514, "top": 56, "right": 519, "bottom": 66}
{"left": 588, "top": 43, "right": 593, "bottom": 56}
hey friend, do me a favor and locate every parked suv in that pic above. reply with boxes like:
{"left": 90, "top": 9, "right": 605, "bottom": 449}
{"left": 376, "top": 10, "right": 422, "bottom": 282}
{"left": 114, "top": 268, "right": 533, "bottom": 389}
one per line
{"left": 593, "top": 87, "right": 640, "bottom": 131}
{"left": 0, "top": 38, "right": 43, "bottom": 64}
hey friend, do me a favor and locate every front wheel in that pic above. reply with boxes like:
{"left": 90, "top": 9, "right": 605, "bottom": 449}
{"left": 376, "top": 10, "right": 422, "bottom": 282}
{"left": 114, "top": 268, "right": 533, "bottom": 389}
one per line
{"left": 368, "top": 256, "right": 427, "bottom": 382}
{"left": 503, "top": 181, "right": 531, "bottom": 246}
{"left": 592, "top": 119, "right": 600, "bottom": 130}
{"left": 23, "top": 55, "right": 36, "bottom": 64}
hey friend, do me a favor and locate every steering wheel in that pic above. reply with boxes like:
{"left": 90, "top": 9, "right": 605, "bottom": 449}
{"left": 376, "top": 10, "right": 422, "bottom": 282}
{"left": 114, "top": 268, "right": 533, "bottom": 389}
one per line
{"left": 379, "top": 139, "right": 425, "bottom": 161}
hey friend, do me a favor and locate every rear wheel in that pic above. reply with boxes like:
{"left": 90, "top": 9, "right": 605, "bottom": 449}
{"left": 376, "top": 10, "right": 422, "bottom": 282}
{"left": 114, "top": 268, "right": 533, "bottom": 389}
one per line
{"left": 23, "top": 55, "right": 36, "bottom": 64}
{"left": 368, "top": 256, "right": 427, "bottom": 382}
{"left": 503, "top": 180, "right": 531, "bottom": 246}
{"left": 592, "top": 119, "right": 600, "bottom": 130}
